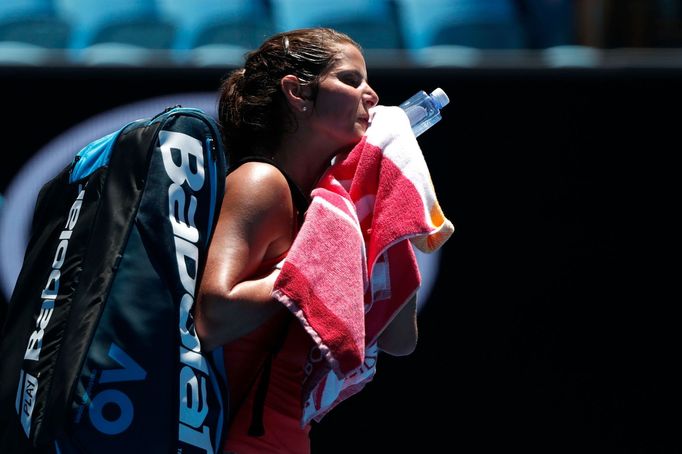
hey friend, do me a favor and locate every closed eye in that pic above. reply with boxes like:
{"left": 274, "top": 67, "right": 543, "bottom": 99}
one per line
{"left": 338, "top": 71, "right": 363, "bottom": 88}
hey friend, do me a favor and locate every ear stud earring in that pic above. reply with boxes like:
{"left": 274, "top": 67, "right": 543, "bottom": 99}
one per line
{"left": 302, "top": 106, "right": 308, "bottom": 112}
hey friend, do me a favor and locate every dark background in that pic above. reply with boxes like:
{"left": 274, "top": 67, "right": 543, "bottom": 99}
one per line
{"left": 1, "top": 65, "right": 679, "bottom": 453}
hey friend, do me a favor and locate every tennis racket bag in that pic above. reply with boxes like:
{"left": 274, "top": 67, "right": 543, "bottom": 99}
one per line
{"left": 0, "top": 106, "right": 228, "bottom": 453}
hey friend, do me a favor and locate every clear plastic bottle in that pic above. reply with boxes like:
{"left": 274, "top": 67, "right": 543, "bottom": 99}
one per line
{"left": 399, "top": 88, "right": 450, "bottom": 137}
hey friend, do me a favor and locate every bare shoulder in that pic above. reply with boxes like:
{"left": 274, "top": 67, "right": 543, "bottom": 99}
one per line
{"left": 225, "top": 162, "right": 289, "bottom": 204}
{"left": 220, "top": 161, "right": 293, "bottom": 240}
{"left": 229, "top": 161, "right": 289, "bottom": 194}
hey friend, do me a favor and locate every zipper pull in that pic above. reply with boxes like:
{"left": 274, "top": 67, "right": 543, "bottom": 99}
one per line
{"left": 164, "top": 104, "right": 182, "bottom": 113}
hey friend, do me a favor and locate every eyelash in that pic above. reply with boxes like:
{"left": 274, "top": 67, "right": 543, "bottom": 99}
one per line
{"left": 341, "top": 75, "right": 362, "bottom": 87}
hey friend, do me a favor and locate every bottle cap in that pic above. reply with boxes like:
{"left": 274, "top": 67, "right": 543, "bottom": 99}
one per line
{"left": 430, "top": 88, "right": 450, "bottom": 109}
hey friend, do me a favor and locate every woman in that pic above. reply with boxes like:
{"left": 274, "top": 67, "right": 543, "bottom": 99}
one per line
{"left": 195, "top": 28, "right": 418, "bottom": 453}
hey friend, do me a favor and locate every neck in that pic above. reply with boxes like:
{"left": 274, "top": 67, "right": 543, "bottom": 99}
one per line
{"left": 273, "top": 133, "right": 344, "bottom": 196}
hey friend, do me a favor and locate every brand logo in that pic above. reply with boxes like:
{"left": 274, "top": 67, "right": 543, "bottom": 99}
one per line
{"left": 86, "top": 343, "right": 147, "bottom": 435}
{"left": 15, "top": 370, "right": 39, "bottom": 437}
{"left": 15, "top": 188, "right": 85, "bottom": 437}
{"left": 159, "top": 130, "right": 215, "bottom": 453}
{"left": 23, "top": 188, "right": 85, "bottom": 362}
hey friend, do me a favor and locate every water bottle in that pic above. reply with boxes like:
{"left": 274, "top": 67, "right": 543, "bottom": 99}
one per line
{"left": 399, "top": 88, "right": 450, "bottom": 137}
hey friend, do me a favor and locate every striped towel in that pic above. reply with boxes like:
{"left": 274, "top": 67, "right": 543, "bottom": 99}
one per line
{"left": 272, "top": 105, "right": 454, "bottom": 425}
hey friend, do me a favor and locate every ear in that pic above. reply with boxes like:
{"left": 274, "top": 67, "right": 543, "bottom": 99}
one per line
{"left": 281, "top": 75, "right": 311, "bottom": 112}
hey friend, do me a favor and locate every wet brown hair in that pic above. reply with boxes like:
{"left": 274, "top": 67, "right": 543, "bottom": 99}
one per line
{"left": 218, "top": 27, "right": 360, "bottom": 162}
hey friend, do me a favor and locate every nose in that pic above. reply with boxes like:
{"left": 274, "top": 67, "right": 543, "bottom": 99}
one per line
{"left": 363, "top": 84, "right": 379, "bottom": 109}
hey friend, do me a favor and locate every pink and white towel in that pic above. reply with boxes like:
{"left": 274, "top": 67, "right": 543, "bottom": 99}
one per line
{"left": 272, "top": 105, "right": 454, "bottom": 425}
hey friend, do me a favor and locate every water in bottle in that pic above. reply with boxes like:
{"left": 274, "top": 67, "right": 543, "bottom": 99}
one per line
{"left": 400, "top": 88, "right": 450, "bottom": 137}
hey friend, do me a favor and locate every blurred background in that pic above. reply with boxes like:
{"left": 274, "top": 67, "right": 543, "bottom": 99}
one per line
{"left": 1, "top": 0, "right": 682, "bottom": 66}
{"left": 1, "top": 1, "right": 680, "bottom": 452}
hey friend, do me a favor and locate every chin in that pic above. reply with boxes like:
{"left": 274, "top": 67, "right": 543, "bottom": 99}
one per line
{"left": 332, "top": 139, "right": 361, "bottom": 157}
{"left": 349, "top": 133, "right": 364, "bottom": 146}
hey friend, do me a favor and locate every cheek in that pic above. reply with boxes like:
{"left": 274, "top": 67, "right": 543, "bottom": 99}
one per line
{"left": 314, "top": 86, "right": 363, "bottom": 136}
{"left": 326, "top": 86, "right": 359, "bottom": 108}
{"left": 320, "top": 96, "right": 357, "bottom": 124}
{"left": 339, "top": 96, "right": 363, "bottom": 125}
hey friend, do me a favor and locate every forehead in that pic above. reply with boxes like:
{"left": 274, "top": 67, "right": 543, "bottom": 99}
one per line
{"left": 329, "top": 43, "right": 367, "bottom": 75}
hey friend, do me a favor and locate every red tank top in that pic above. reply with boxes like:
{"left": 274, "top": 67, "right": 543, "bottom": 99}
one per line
{"left": 222, "top": 317, "right": 314, "bottom": 454}
{"left": 221, "top": 157, "right": 312, "bottom": 453}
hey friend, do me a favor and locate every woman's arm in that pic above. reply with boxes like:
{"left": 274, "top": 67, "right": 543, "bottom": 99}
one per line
{"left": 377, "top": 294, "right": 418, "bottom": 356}
{"left": 195, "top": 163, "right": 295, "bottom": 351}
